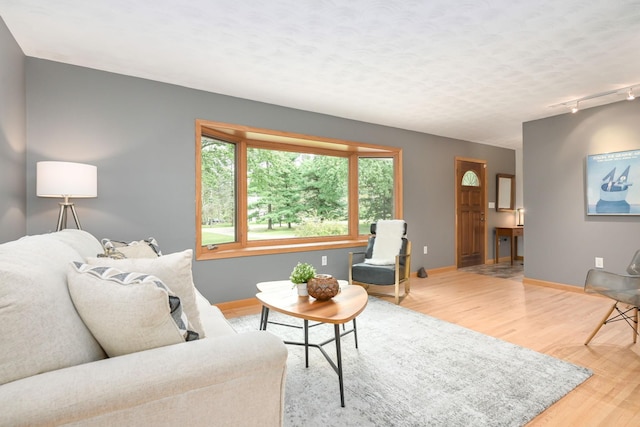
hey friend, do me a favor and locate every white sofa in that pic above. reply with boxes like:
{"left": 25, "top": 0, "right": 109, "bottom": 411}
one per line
{"left": 0, "top": 230, "right": 287, "bottom": 426}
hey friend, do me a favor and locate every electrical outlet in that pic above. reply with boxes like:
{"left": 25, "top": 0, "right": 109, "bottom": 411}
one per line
{"left": 595, "top": 257, "right": 604, "bottom": 268}
{"left": 423, "top": 246, "right": 428, "bottom": 254}
{"left": 321, "top": 255, "right": 327, "bottom": 266}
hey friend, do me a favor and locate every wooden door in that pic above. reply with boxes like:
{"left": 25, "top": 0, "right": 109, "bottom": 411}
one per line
{"left": 456, "top": 159, "right": 486, "bottom": 267}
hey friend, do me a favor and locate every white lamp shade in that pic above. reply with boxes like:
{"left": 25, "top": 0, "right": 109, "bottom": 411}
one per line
{"left": 37, "top": 161, "right": 97, "bottom": 198}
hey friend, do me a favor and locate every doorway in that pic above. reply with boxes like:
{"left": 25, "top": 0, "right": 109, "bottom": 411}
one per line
{"left": 455, "top": 158, "right": 487, "bottom": 268}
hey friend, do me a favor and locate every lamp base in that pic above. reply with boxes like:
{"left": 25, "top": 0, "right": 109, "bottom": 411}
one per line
{"left": 56, "top": 202, "right": 82, "bottom": 232}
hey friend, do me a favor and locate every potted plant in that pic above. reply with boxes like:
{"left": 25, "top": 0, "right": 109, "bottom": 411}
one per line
{"left": 290, "top": 262, "right": 316, "bottom": 296}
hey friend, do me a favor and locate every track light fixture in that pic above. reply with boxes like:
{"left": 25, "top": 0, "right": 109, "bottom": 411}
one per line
{"left": 550, "top": 83, "right": 639, "bottom": 113}
{"left": 571, "top": 102, "right": 579, "bottom": 114}
{"left": 627, "top": 88, "right": 635, "bottom": 101}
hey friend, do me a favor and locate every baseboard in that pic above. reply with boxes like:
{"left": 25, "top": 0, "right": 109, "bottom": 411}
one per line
{"left": 214, "top": 297, "right": 258, "bottom": 310}
{"left": 522, "top": 277, "right": 584, "bottom": 293}
{"left": 484, "top": 255, "right": 524, "bottom": 264}
{"left": 415, "top": 265, "right": 457, "bottom": 276}
{"left": 491, "top": 256, "right": 523, "bottom": 264}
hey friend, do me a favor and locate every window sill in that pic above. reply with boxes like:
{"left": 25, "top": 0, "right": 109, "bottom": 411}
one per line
{"left": 195, "top": 239, "right": 369, "bottom": 261}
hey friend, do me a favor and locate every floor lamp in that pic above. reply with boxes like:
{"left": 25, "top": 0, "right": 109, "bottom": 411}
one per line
{"left": 37, "top": 161, "right": 97, "bottom": 231}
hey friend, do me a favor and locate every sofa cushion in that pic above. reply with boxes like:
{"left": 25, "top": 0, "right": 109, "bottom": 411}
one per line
{"left": 99, "top": 237, "right": 162, "bottom": 259}
{"left": 87, "top": 250, "right": 205, "bottom": 338}
{"left": 195, "top": 290, "right": 237, "bottom": 338}
{"left": 0, "top": 233, "right": 106, "bottom": 385}
{"left": 68, "top": 263, "right": 199, "bottom": 357}
{"left": 48, "top": 229, "right": 109, "bottom": 259}
{"left": 352, "top": 262, "right": 406, "bottom": 286}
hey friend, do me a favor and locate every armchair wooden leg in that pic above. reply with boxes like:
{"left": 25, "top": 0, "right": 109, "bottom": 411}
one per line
{"left": 585, "top": 302, "right": 617, "bottom": 345}
{"left": 394, "top": 281, "right": 400, "bottom": 305}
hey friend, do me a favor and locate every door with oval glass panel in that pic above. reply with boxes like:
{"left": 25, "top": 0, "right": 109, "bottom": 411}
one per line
{"left": 456, "top": 159, "right": 487, "bottom": 267}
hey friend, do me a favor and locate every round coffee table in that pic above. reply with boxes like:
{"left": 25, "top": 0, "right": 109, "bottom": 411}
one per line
{"left": 256, "top": 281, "right": 367, "bottom": 407}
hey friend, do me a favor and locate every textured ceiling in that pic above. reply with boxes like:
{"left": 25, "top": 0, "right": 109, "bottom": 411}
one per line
{"left": 2, "top": 0, "right": 640, "bottom": 149}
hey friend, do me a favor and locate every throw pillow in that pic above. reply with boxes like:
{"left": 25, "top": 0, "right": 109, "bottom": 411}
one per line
{"left": 86, "top": 250, "right": 205, "bottom": 338}
{"left": 68, "top": 262, "right": 199, "bottom": 357}
{"left": 0, "top": 235, "right": 106, "bottom": 386}
{"left": 99, "top": 237, "right": 162, "bottom": 259}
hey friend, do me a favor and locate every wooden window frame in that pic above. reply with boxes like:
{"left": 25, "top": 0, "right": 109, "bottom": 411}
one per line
{"left": 195, "top": 119, "right": 403, "bottom": 260}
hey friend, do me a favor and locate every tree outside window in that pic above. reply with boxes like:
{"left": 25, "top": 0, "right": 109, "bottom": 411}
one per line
{"left": 196, "top": 120, "right": 402, "bottom": 259}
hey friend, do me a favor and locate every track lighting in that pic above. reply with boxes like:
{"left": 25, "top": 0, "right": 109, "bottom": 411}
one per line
{"left": 627, "top": 88, "right": 635, "bottom": 101}
{"left": 571, "top": 102, "right": 579, "bottom": 114}
{"left": 550, "top": 83, "right": 639, "bottom": 113}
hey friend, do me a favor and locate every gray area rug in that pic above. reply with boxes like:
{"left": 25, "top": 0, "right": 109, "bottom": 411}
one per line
{"left": 228, "top": 297, "right": 591, "bottom": 426}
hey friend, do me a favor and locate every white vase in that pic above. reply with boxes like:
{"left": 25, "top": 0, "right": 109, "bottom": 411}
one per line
{"left": 297, "top": 283, "right": 308, "bottom": 296}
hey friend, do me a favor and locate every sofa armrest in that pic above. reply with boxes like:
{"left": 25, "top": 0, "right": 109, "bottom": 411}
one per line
{"left": 0, "top": 331, "right": 287, "bottom": 427}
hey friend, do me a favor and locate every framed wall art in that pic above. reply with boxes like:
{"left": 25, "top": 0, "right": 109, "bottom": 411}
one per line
{"left": 586, "top": 149, "right": 640, "bottom": 215}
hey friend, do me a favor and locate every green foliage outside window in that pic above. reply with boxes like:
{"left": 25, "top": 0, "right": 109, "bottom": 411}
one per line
{"left": 200, "top": 137, "right": 395, "bottom": 246}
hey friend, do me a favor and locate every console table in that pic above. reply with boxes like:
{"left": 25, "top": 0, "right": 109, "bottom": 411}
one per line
{"left": 495, "top": 226, "right": 524, "bottom": 265}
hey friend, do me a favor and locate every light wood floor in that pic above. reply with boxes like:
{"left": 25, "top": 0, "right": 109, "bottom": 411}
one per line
{"left": 216, "top": 270, "right": 640, "bottom": 426}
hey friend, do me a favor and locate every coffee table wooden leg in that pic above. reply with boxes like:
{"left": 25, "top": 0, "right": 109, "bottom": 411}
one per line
{"left": 334, "top": 324, "right": 345, "bottom": 407}
{"left": 304, "top": 319, "right": 309, "bottom": 368}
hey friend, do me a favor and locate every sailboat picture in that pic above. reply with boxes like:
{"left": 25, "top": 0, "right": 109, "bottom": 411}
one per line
{"left": 586, "top": 149, "right": 640, "bottom": 215}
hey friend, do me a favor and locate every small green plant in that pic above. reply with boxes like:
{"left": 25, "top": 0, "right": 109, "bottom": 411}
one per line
{"left": 289, "top": 262, "right": 316, "bottom": 285}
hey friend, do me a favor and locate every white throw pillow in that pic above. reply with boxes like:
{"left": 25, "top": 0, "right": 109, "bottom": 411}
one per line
{"left": 0, "top": 235, "right": 106, "bottom": 385}
{"left": 86, "top": 250, "right": 205, "bottom": 338}
{"left": 99, "top": 237, "right": 162, "bottom": 259}
{"left": 68, "top": 263, "right": 199, "bottom": 357}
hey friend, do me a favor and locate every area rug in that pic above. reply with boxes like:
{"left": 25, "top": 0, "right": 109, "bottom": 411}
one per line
{"left": 228, "top": 297, "right": 591, "bottom": 427}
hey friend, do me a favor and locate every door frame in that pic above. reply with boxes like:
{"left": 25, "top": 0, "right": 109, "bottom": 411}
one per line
{"left": 454, "top": 157, "right": 488, "bottom": 267}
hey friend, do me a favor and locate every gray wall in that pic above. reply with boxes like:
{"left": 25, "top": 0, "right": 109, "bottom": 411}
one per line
{"left": 0, "top": 17, "right": 26, "bottom": 242}
{"left": 515, "top": 148, "right": 525, "bottom": 255}
{"left": 523, "top": 100, "right": 640, "bottom": 287}
{"left": 24, "top": 58, "right": 515, "bottom": 303}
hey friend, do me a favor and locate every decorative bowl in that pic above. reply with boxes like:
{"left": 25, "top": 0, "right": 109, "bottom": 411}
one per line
{"left": 307, "top": 274, "right": 340, "bottom": 300}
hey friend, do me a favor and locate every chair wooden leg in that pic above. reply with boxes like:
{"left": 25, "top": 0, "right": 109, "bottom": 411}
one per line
{"left": 394, "top": 281, "right": 400, "bottom": 305}
{"left": 585, "top": 302, "right": 617, "bottom": 345}
{"left": 634, "top": 306, "right": 638, "bottom": 344}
